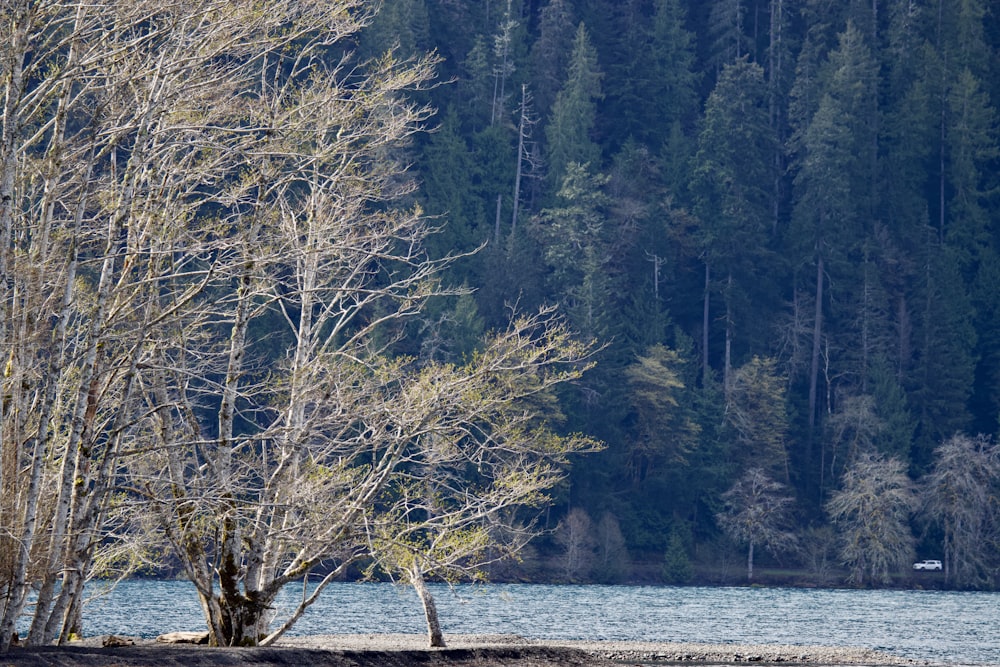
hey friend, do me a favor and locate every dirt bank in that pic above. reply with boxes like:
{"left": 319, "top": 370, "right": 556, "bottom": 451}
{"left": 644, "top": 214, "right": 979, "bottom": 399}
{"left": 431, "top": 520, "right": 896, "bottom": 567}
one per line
{"left": 0, "top": 634, "right": 931, "bottom": 666}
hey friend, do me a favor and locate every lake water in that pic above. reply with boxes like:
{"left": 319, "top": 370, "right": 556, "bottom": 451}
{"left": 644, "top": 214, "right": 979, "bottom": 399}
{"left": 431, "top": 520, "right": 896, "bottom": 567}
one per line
{"left": 34, "top": 581, "right": 1000, "bottom": 665}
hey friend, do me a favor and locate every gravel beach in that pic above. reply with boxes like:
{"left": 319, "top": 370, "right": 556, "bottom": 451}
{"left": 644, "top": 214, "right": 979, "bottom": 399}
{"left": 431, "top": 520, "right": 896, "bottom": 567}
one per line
{"left": 279, "top": 634, "right": 929, "bottom": 664}
{"left": 0, "top": 633, "right": 932, "bottom": 667}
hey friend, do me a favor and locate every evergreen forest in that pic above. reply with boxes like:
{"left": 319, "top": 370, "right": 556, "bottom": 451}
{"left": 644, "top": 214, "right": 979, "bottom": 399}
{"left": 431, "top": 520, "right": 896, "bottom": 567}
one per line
{"left": 361, "top": 0, "right": 1000, "bottom": 588}
{"left": 4, "top": 4, "right": 1000, "bottom": 646}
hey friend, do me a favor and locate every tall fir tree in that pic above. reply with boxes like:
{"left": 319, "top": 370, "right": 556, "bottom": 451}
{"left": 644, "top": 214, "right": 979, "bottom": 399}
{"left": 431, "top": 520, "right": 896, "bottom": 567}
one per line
{"left": 940, "top": 68, "right": 997, "bottom": 271}
{"left": 911, "top": 243, "right": 977, "bottom": 470}
{"left": 788, "top": 22, "right": 878, "bottom": 437}
{"left": 359, "top": 0, "right": 432, "bottom": 60}
{"left": 545, "top": 23, "right": 603, "bottom": 196}
{"left": 418, "top": 107, "right": 484, "bottom": 286}
{"left": 647, "top": 0, "right": 700, "bottom": 145}
{"left": 530, "top": 163, "right": 612, "bottom": 342}
{"left": 706, "top": 0, "right": 749, "bottom": 71}
{"left": 691, "top": 57, "right": 776, "bottom": 388}
{"left": 529, "top": 0, "right": 577, "bottom": 120}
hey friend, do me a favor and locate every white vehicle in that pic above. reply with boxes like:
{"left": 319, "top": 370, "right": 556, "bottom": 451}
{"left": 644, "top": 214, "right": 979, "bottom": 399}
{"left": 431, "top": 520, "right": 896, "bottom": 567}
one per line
{"left": 913, "top": 559, "right": 943, "bottom": 571}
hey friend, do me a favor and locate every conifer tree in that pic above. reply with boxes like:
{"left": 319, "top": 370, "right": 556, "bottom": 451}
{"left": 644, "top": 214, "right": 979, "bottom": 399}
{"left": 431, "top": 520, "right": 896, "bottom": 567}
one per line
{"left": 545, "top": 23, "right": 603, "bottom": 195}
{"left": 691, "top": 57, "right": 775, "bottom": 387}
{"left": 911, "top": 245, "right": 977, "bottom": 468}
{"left": 868, "top": 358, "right": 917, "bottom": 463}
{"left": 940, "top": 68, "right": 997, "bottom": 271}
{"left": 419, "top": 108, "right": 482, "bottom": 282}
{"left": 594, "top": 0, "right": 674, "bottom": 150}
{"left": 647, "top": 0, "right": 700, "bottom": 145}
{"left": 706, "top": 0, "right": 749, "bottom": 70}
{"left": 624, "top": 344, "right": 701, "bottom": 481}
{"left": 529, "top": 0, "right": 577, "bottom": 119}
{"left": 530, "top": 163, "right": 611, "bottom": 341}
{"left": 359, "top": 0, "right": 432, "bottom": 60}
{"left": 788, "top": 22, "right": 877, "bottom": 440}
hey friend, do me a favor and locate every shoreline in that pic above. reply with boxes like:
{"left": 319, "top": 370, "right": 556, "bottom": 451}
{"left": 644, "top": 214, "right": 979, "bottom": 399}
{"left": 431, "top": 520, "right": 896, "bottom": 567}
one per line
{"left": 1, "top": 633, "right": 934, "bottom": 666}
{"left": 279, "top": 634, "right": 931, "bottom": 665}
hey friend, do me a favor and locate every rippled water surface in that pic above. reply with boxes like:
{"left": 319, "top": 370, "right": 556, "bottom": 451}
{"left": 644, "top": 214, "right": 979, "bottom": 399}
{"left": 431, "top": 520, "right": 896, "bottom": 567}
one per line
{"left": 54, "top": 582, "right": 1000, "bottom": 665}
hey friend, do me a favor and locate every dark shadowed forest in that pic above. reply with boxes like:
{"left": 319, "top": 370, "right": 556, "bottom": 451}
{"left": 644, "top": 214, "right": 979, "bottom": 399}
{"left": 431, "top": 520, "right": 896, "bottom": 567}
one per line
{"left": 361, "top": 0, "right": 1000, "bottom": 588}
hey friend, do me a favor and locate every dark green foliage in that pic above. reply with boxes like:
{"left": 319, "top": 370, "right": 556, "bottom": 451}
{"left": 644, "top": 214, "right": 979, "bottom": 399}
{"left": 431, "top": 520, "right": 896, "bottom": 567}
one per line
{"left": 545, "top": 23, "right": 603, "bottom": 193}
{"left": 910, "top": 246, "right": 977, "bottom": 470}
{"left": 705, "top": 0, "right": 750, "bottom": 69}
{"left": 529, "top": 0, "right": 577, "bottom": 119}
{"left": 869, "top": 358, "right": 917, "bottom": 463}
{"left": 662, "top": 524, "right": 694, "bottom": 584}
{"left": 339, "top": 0, "right": 1000, "bottom": 586}
{"left": 529, "top": 163, "right": 612, "bottom": 340}
{"left": 360, "top": 0, "right": 432, "bottom": 60}
{"left": 970, "top": 250, "right": 1000, "bottom": 434}
{"left": 419, "top": 108, "right": 485, "bottom": 279}
{"left": 691, "top": 57, "right": 776, "bottom": 382}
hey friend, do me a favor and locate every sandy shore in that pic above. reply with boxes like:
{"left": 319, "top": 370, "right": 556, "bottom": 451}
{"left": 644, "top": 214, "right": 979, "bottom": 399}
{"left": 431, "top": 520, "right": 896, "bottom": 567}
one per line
{"left": 1, "top": 633, "right": 932, "bottom": 666}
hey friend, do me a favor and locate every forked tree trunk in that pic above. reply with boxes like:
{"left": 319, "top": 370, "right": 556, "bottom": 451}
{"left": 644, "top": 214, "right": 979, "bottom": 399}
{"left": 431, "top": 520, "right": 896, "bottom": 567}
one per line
{"left": 211, "top": 513, "right": 273, "bottom": 646}
{"left": 202, "top": 582, "right": 273, "bottom": 647}
{"left": 409, "top": 566, "right": 445, "bottom": 648}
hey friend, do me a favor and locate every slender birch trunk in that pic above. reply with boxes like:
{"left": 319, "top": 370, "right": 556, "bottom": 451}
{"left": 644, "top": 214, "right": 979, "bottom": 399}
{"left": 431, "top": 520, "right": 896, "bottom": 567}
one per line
{"left": 410, "top": 565, "right": 445, "bottom": 647}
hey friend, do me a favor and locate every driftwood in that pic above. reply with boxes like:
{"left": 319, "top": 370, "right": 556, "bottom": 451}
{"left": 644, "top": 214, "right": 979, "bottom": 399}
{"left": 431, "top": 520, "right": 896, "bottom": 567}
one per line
{"left": 156, "top": 631, "right": 210, "bottom": 644}
{"left": 103, "top": 635, "right": 136, "bottom": 647}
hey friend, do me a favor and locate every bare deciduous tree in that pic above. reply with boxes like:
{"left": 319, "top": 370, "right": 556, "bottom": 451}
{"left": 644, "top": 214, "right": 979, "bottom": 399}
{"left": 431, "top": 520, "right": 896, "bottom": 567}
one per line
{"left": 826, "top": 453, "right": 916, "bottom": 586}
{"left": 921, "top": 433, "right": 1000, "bottom": 588}
{"left": 361, "top": 316, "right": 601, "bottom": 647}
{"left": 3, "top": 0, "right": 319, "bottom": 646}
{"left": 555, "top": 507, "right": 597, "bottom": 582}
{"left": 593, "top": 511, "right": 630, "bottom": 583}
{"left": 716, "top": 467, "right": 797, "bottom": 581}
{"left": 1, "top": 0, "right": 600, "bottom": 651}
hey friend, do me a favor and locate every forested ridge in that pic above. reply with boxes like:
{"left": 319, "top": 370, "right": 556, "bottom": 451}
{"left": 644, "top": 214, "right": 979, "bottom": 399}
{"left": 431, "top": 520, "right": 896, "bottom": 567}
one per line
{"left": 2, "top": 0, "right": 1000, "bottom": 648}
{"left": 366, "top": 0, "right": 1000, "bottom": 588}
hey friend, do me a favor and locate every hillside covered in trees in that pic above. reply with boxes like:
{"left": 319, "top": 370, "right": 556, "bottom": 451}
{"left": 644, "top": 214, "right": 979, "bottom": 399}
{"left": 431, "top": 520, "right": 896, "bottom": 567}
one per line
{"left": 3, "top": 2, "right": 1000, "bottom": 649}
{"left": 362, "top": 0, "right": 1000, "bottom": 588}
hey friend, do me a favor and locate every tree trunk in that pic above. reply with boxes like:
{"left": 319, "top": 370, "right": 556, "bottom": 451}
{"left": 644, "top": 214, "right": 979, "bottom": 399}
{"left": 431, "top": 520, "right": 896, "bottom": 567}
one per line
{"left": 217, "top": 595, "right": 271, "bottom": 647}
{"left": 409, "top": 566, "right": 445, "bottom": 648}
{"left": 511, "top": 84, "right": 527, "bottom": 241}
{"left": 808, "top": 254, "right": 824, "bottom": 432}
{"left": 212, "top": 510, "right": 272, "bottom": 646}
{"left": 494, "top": 194, "right": 503, "bottom": 245}
{"left": 702, "top": 262, "right": 711, "bottom": 384}
{"left": 768, "top": 0, "right": 784, "bottom": 235}
{"left": 747, "top": 539, "right": 755, "bottom": 581}
{"left": 724, "top": 272, "right": 733, "bottom": 393}
{"left": 211, "top": 553, "right": 273, "bottom": 647}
